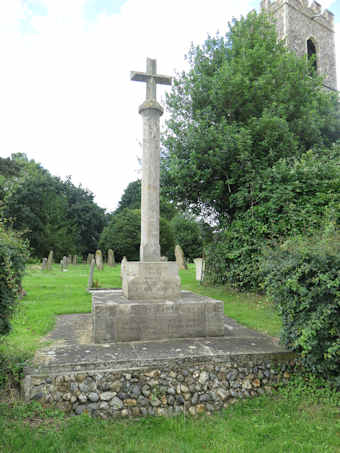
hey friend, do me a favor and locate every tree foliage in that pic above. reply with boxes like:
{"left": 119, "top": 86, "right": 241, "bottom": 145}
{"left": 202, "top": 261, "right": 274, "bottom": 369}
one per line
{"left": 0, "top": 154, "right": 106, "bottom": 260}
{"left": 115, "top": 180, "right": 142, "bottom": 213}
{"left": 170, "top": 214, "right": 203, "bottom": 261}
{"left": 161, "top": 11, "right": 340, "bottom": 224}
{"left": 115, "top": 179, "right": 177, "bottom": 221}
{"left": 204, "top": 147, "right": 340, "bottom": 289}
{"left": 99, "top": 209, "right": 174, "bottom": 262}
{"left": 0, "top": 222, "right": 29, "bottom": 337}
{"left": 161, "top": 11, "right": 340, "bottom": 290}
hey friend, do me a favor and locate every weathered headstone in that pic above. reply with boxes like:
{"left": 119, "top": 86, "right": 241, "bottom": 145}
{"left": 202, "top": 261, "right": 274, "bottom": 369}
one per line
{"left": 107, "top": 249, "right": 115, "bottom": 267}
{"left": 41, "top": 258, "right": 47, "bottom": 271}
{"left": 194, "top": 258, "right": 205, "bottom": 281}
{"left": 72, "top": 255, "right": 77, "bottom": 265}
{"left": 120, "top": 256, "right": 127, "bottom": 279}
{"left": 88, "top": 259, "right": 95, "bottom": 289}
{"left": 87, "top": 253, "right": 93, "bottom": 265}
{"left": 47, "top": 250, "right": 53, "bottom": 270}
{"left": 175, "top": 245, "right": 187, "bottom": 270}
{"left": 62, "top": 256, "right": 68, "bottom": 269}
{"left": 60, "top": 260, "right": 64, "bottom": 272}
{"left": 160, "top": 256, "right": 168, "bottom": 262}
{"left": 67, "top": 255, "right": 72, "bottom": 266}
{"left": 95, "top": 250, "right": 103, "bottom": 271}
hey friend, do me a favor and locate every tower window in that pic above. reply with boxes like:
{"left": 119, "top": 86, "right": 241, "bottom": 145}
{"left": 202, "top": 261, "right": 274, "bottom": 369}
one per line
{"left": 307, "top": 38, "right": 317, "bottom": 71}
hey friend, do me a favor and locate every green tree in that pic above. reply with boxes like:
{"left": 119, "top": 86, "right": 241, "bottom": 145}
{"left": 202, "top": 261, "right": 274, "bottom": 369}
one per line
{"left": 170, "top": 214, "right": 203, "bottom": 261}
{"left": 62, "top": 178, "right": 106, "bottom": 257}
{"left": 115, "top": 180, "right": 142, "bottom": 213}
{"left": 1, "top": 155, "right": 106, "bottom": 260}
{"left": 161, "top": 11, "right": 340, "bottom": 225}
{"left": 115, "top": 179, "right": 177, "bottom": 221}
{"left": 99, "top": 209, "right": 174, "bottom": 262}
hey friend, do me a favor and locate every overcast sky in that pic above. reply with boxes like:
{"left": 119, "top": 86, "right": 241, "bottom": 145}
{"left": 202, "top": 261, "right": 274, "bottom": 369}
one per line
{"left": 0, "top": 0, "right": 339, "bottom": 212}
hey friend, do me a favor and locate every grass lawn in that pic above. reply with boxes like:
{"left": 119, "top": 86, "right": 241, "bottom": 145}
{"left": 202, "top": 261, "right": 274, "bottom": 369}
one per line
{"left": 0, "top": 263, "right": 339, "bottom": 453}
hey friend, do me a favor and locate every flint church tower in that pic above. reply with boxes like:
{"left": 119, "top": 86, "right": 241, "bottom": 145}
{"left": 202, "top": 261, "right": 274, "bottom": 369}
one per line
{"left": 261, "top": 0, "right": 337, "bottom": 91}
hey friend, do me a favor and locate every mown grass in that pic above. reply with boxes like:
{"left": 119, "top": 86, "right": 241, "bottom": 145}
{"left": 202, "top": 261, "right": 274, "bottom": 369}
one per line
{"left": 181, "top": 269, "right": 281, "bottom": 337}
{"left": 0, "top": 262, "right": 339, "bottom": 452}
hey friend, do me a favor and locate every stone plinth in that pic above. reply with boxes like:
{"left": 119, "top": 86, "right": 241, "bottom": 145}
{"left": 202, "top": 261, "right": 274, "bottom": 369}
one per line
{"left": 92, "top": 290, "right": 224, "bottom": 343}
{"left": 122, "top": 261, "right": 180, "bottom": 300}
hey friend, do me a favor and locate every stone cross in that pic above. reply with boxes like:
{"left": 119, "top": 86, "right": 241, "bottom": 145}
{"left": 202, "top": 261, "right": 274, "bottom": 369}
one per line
{"left": 131, "top": 58, "right": 172, "bottom": 103}
{"left": 131, "top": 58, "right": 172, "bottom": 261}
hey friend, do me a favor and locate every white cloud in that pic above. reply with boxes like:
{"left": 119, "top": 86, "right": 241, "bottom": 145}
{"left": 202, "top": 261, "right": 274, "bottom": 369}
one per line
{"left": 0, "top": 0, "right": 339, "bottom": 211}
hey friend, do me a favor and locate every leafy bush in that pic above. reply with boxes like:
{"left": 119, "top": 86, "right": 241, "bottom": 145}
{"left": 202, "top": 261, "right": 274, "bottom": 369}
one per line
{"left": 0, "top": 222, "right": 29, "bottom": 337}
{"left": 203, "top": 223, "right": 262, "bottom": 290}
{"left": 262, "top": 232, "right": 340, "bottom": 379}
{"left": 203, "top": 148, "right": 340, "bottom": 290}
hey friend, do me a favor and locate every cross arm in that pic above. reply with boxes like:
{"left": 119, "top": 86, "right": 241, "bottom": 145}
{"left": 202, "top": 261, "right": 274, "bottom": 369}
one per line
{"left": 130, "top": 71, "right": 172, "bottom": 86}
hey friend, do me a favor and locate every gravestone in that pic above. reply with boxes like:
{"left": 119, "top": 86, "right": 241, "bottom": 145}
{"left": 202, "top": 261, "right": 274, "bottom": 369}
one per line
{"left": 67, "top": 255, "right": 72, "bottom": 266}
{"left": 72, "top": 255, "right": 77, "bottom": 265}
{"left": 92, "top": 58, "right": 224, "bottom": 343}
{"left": 62, "top": 256, "right": 68, "bottom": 269}
{"left": 120, "top": 256, "right": 127, "bottom": 279}
{"left": 194, "top": 258, "right": 205, "bottom": 281}
{"left": 47, "top": 250, "right": 53, "bottom": 270}
{"left": 88, "top": 259, "right": 95, "bottom": 289}
{"left": 95, "top": 250, "right": 103, "bottom": 271}
{"left": 41, "top": 258, "right": 47, "bottom": 271}
{"left": 60, "top": 260, "right": 64, "bottom": 271}
{"left": 175, "top": 245, "right": 187, "bottom": 270}
{"left": 107, "top": 249, "right": 115, "bottom": 267}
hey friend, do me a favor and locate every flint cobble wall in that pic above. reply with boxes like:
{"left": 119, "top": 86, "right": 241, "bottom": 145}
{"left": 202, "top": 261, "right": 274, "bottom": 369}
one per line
{"left": 25, "top": 359, "right": 294, "bottom": 418}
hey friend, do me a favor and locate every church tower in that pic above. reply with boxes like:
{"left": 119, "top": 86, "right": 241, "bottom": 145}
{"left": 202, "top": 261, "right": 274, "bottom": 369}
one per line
{"left": 261, "top": 0, "right": 337, "bottom": 91}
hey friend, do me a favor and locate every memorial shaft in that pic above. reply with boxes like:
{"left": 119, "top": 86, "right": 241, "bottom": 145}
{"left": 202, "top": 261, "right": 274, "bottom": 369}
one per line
{"left": 131, "top": 58, "right": 172, "bottom": 262}
{"left": 140, "top": 105, "right": 161, "bottom": 261}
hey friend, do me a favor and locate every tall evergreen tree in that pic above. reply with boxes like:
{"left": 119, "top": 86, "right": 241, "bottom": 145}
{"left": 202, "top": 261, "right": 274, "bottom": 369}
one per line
{"left": 161, "top": 11, "right": 340, "bottom": 225}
